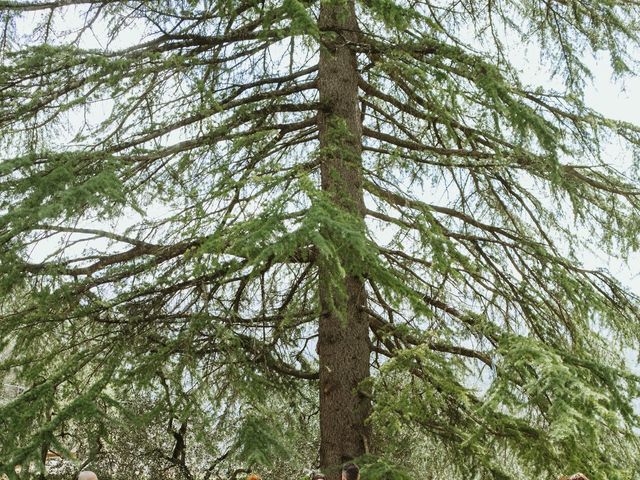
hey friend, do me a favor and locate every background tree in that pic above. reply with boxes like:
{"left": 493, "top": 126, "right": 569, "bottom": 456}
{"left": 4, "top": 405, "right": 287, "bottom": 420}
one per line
{"left": 2, "top": 0, "right": 640, "bottom": 479}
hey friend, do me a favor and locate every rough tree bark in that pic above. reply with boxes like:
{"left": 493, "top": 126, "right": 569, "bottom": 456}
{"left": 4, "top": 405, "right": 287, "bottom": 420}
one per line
{"left": 317, "top": 1, "right": 371, "bottom": 478}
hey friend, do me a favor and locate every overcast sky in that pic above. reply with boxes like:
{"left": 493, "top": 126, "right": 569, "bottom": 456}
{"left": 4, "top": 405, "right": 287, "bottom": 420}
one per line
{"left": 572, "top": 53, "right": 640, "bottom": 295}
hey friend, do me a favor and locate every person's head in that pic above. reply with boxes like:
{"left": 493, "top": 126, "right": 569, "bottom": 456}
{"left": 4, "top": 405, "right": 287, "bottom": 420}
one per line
{"left": 247, "top": 474, "right": 261, "bottom": 480}
{"left": 341, "top": 463, "right": 359, "bottom": 480}
{"left": 311, "top": 474, "right": 326, "bottom": 480}
{"left": 78, "top": 472, "right": 98, "bottom": 480}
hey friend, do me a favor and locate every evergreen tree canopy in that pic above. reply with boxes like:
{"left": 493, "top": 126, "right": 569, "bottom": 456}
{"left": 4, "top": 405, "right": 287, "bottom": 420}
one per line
{"left": 1, "top": 0, "right": 640, "bottom": 479}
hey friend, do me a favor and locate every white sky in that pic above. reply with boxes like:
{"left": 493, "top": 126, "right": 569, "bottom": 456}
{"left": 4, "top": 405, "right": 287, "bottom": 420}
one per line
{"left": 572, "top": 55, "right": 640, "bottom": 295}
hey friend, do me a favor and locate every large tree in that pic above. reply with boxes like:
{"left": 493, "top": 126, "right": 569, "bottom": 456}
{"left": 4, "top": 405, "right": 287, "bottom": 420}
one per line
{"left": 2, "top": 0, "right": 640, "bottom": 478}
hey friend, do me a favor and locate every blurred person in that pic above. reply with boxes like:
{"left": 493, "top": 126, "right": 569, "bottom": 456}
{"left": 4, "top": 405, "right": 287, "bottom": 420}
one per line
{"left": 78, "top": 472, "right": 98, "bottom": 480}
{"left": 341, "top": 463, "right": 359, "bottom": 480}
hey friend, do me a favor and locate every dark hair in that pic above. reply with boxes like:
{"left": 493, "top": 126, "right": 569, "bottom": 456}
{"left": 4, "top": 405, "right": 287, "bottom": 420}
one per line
{"left": 342, "top": 463, "right": 359, "bottom": 480}
{"left": 311, "top": 474, "right": 326, "bottom": 480}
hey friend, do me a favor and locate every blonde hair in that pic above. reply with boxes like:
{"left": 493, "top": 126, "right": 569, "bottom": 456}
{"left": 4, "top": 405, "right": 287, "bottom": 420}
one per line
{"left": 247, "top": 474, "right": 262, "bottom": 480}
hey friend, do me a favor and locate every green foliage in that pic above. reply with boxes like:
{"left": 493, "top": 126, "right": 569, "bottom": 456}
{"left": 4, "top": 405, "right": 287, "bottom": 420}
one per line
{"left": 234, "top": 411, "right": 291, "bottom": 468}
{"left": 358, "top": 456, "right": 413, "bottom": 480}
{"left": 1, "top": 0, "right": 640, "bottom": 479}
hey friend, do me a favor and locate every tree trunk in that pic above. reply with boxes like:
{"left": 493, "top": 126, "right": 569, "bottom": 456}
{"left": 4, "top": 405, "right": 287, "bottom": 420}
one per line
{"left": 317, "top": 1, "right": 371, "bottom": 479}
